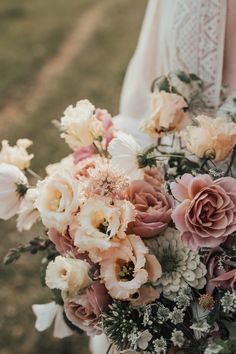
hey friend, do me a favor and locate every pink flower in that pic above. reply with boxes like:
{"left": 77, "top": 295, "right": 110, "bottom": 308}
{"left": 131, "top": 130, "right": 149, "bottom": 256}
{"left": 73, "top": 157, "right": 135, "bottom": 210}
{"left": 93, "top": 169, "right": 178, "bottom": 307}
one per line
{"left": 99, "top": 234, "right": 162, "bottom": 300}
{"left": 95, "top": 108, "right": 115, "bottom": 148}
{"left": 64, "top": 281, "right": 111, "bottom": 336}
{"left": 127, "top": 180, "right": 173, "bottom": 238}
{"left": 171, "top": 174, "right": 236, "bottom": 250}
{"left": 205, "top": 247, "right": 225, "bottom": 294}
{"left": 73, "top": 145, "right": 95, "bottom": 164}
{"left": 129, "top": 285, "right": 160, "bottom": 307}
{"left": 48, "top": 228, "right": 76, "bottom": 255}
{"left": 144, "top": 166, "right": 165, "bottom": 189}
{"left": 210, "top": 269, "right": 236, "bottom": 293}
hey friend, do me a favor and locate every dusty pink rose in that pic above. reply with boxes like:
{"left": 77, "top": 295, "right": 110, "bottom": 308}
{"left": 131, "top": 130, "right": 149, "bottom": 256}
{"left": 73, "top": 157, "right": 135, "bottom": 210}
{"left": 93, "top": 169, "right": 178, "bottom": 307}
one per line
{"left": 64, "top": 281, "right": 111, "bottom": 336}
{"left": 48, "top": 228, "right": 76, "bottom": 255}
{"left": 210, "top": 269, "right": 236, "bottom": 293}
{"left": 127, "top": 180, "right": 173, "bottom": 238}
{"left": 205, "top": 247, "right": 225, "bottom": 294}
{"left": 144, "top": 166, "right": 165, "bottom": 189}
{"left": 171, "top": 174, "right": 236, "bottom": 250}
{"left": 73, "top": 145, "right": 95, "bottom": 164}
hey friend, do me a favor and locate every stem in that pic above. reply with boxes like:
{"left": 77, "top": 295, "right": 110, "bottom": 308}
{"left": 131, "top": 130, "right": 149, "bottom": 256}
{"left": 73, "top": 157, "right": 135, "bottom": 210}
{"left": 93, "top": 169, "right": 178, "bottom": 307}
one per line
{"left": 26, "top": 168, "right": 42, "bottom": 180}
{"left": 106, "top": 343, "right": 112, "bottom": 354}
{"left": 225, "top": 145, "right": 236, "bottom": 176}
{"left": 93, "top": 141, "right": 105, "bottom": 157}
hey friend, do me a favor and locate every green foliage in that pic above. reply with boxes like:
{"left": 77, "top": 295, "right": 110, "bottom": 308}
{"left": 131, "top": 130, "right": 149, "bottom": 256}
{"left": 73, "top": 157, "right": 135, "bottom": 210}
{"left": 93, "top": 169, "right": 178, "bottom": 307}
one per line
{"left": 3, "top": 236, "right": 57, "bottom": 265}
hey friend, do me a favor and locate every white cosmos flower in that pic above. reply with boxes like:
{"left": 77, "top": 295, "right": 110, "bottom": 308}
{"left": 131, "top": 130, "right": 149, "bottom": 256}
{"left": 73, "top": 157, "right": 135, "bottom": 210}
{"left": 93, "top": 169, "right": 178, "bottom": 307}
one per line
{"left": 0, "top": 163, "right": 28, "bottom": 220}
{"left": 60, "top": 99, "right": 103, "bottom": 149}
{"left": 0, "top": 139, "right": 34, "bottom": 170}
{"left": 35, "top": 170, "right": 83, "bottom": 231}
{"left": 108, "top": 132, "right": 144, "bottom": 180}
{"left": 32, "top": 301, "right": 73, "bottom": 338}
{"left": 45, "top": 256, "right": 92, "bottom": 295}
{"left": 74, "top": 198, "right": 135, "bottom": 260}
{"left": 17, "top": 188, "right": 39, "bottom": 231}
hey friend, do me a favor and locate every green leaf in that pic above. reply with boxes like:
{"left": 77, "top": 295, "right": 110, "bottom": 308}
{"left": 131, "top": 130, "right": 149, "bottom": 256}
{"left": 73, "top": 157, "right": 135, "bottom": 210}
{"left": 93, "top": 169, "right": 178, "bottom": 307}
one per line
{"left": 176, "top": 70, "right": 191, "bottom": 84}
{"left": 222, "top": 320, "right": 236, "bottom": 339}
{"left": 151, "top": 76, "right": 170, "bottom": 93}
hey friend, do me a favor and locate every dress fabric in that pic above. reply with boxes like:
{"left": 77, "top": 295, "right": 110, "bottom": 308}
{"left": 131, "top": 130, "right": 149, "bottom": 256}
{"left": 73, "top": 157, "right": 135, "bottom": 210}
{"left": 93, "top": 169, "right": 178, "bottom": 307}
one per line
{"left": 90, "top": 1, "right": 227, "bottom": 353}
{"left": 119, "top": 0, "right": 226, "bottom": 123}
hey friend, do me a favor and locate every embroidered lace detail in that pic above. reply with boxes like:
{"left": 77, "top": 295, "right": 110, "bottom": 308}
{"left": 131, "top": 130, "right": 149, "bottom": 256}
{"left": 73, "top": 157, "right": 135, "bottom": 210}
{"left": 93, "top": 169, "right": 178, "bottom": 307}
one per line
{"left": 171, "top": 0, "right": 226, "bottom": 109}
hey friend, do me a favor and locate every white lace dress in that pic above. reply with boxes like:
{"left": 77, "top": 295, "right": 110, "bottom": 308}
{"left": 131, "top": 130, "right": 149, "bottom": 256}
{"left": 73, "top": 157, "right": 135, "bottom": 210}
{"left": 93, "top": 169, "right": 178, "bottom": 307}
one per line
{"left": 90, "top": 1, "right": 229, "bottom": 353}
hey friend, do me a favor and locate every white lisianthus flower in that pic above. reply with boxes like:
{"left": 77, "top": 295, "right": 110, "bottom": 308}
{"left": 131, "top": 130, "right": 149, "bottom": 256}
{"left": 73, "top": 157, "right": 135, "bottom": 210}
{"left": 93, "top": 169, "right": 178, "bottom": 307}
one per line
{"left": 0, "top": 139, "right": 34, "bottom": 170}
{"left": 45, "top": 256, "right": 92, "bottom": 295}
{"left": 17, "top": 188, "right": 39, "bottom": 231}
{"left": 60, "top": 99, "right": 103, "bottom": 149}
{"left": 73, "top": 198, "right": 136, "bottom": 259}
{"left": 108, "top": 132, "right": 144, "bottom": 180}
{"left": 35, "top": 170, "right": 83, "bottom": 231}
{"left": 0, "top": 163, "right": 28, "bottom": 220}
{"left": 32, "top": 301, "right": 73, "bottom": 338}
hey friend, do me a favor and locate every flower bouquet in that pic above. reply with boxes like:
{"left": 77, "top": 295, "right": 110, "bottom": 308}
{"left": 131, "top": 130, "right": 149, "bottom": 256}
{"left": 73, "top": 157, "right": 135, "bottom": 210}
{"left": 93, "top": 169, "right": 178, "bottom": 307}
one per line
{"left": 1, "top": 71, "right": 236, "bottom": 354}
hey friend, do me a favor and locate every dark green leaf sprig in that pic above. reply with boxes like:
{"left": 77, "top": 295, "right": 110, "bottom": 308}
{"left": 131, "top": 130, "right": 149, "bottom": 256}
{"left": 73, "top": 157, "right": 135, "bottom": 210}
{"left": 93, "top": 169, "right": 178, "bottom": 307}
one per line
{"left": 3, "top": 236, "right": 57, "bottom": 265}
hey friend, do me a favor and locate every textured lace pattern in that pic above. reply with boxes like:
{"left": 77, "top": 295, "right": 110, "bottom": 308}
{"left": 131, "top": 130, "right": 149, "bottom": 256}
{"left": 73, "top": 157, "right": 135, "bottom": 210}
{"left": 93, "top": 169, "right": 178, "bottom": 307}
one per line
{"left": 171, "top": 0, "right": 226, "bottom": 109}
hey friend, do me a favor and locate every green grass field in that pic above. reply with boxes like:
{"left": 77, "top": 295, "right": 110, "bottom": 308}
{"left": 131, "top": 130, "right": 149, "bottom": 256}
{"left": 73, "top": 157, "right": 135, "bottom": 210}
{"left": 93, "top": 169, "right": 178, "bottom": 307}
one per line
{"left": 0, "top": 1, "right": 147, "bottom": 353}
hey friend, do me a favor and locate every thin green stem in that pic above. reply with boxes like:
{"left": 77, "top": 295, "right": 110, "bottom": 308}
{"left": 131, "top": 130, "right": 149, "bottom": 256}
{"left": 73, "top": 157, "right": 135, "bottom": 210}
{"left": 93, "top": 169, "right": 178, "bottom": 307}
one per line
{"left": 26, "top": 168, "right": 42, "bottom": 180}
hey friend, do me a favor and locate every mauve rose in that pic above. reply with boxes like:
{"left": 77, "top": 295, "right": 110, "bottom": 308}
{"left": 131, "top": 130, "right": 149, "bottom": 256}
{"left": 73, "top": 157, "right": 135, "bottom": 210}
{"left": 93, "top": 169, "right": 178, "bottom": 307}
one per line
{"left": 127, "top": 180, "right": 173, "bottom": 238}
{"left": 144, "top": 166, "right": 165, "bottom": 189}
{"left": 205, "top": 247, "right": 225, "bottom": 294}
{"left": 64, "top": 281, "right": 111, "bottom": 336}
{"left": 48, "top": 228, "right": 76, "bottom": 255}
{"left": 210, "top": 269, "right": 236, "bottom": 293}
{"left": 171, "top": 174, "right": 236, "bottom": 250}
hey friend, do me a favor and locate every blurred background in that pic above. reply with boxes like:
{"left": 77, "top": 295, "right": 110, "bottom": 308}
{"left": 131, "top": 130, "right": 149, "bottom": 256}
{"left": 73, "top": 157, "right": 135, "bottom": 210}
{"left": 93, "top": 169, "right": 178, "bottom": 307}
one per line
{"left": 0, "top": 1, "right": 147, "bottom": 353}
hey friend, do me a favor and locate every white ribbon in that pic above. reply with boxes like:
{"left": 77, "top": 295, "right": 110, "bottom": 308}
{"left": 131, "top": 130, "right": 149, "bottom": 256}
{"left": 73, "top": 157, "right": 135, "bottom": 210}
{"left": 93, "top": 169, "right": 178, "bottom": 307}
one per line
{"left": 32, "top": 301, "right": 73, "bottom": 338}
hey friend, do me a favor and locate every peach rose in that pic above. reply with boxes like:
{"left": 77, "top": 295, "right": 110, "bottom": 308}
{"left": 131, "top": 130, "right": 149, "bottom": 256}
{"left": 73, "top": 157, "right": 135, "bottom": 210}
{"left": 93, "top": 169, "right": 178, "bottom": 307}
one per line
{"left": 181, "top": 115, "right": 236, "bottom": 161}
{"left": 141, "top": 91, "right": 188, "bottom": 137}
{"left": 100, "top": 234, "right": 162, "bottom": 300}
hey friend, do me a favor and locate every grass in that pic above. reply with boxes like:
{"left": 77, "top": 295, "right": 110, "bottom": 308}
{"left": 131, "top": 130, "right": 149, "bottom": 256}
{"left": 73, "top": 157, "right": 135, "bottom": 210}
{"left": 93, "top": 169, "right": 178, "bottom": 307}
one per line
{"left": 0, "top": 0, "right": 93, "bottom": 109}
{"left": 0, "top": 1, "right": 147, "bottom": 353}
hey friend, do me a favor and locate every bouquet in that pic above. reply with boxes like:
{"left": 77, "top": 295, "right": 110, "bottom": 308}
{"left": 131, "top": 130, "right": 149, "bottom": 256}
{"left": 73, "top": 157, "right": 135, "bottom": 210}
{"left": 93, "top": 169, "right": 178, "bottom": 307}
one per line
{"left": 1, "top": 71, "right": 236, "bottom": 354}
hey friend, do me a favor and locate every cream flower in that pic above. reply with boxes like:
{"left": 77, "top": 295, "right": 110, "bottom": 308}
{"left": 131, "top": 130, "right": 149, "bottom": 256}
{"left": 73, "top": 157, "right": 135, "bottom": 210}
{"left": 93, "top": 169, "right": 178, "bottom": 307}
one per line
{"left": 146, "top": 228, "right": 207, "bottom": 299}
{"left": 35, "top": 170, "right": 83, "bottom": 231}
{"left": 45, "top": 256, "right": 92, "bottom": 295}
{"left": 45, "top": 154, "right": 74, "bottom": 175}
{"left": 73, "top": 198, "right": 136, "bottom": 260}
{"left": 60, "top": 99, "right": 103, "bottom": 149}
{"left": 141, "top": 91, "right": 188, "bottom": 138}
{"left": 0, "top": 163, "right": 28, "bottom": 220}
{"left": 0, "top": 139, "right": 34, "bottom": 170}
{"left": 100, "top": 234, "right": 162, "bottom": 300}
{"left": 181, "top": 115, "right": 236, "bottom": 161}
{"left": 17, "top": 188, "right": 39, "bottom": 231}
{"left": 108, "top": 132, "right": 144, "bottom": 180}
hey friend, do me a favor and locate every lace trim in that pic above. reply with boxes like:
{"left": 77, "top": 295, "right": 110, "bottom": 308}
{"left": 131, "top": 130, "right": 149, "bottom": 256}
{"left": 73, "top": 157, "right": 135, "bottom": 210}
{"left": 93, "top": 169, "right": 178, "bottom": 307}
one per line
{"left": 171, "top": 0, "right": 226, "bottom": 109}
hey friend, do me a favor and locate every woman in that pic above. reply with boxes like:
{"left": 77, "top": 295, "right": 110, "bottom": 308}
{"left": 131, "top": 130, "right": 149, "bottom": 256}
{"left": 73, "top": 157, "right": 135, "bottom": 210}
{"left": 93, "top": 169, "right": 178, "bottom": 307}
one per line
{"left": 91, "top": 1, "right": 236, "bottom": 353}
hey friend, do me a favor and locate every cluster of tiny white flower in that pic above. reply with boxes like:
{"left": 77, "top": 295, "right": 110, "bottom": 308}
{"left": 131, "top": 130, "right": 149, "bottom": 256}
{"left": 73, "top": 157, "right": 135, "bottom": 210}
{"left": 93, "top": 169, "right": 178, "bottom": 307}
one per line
{"left": 220, "top": 291, "right": 236, "bottom": 314}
